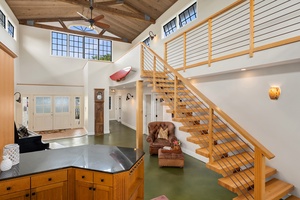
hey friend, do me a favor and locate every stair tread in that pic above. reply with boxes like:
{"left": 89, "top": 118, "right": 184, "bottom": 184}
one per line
{"left": 187, "top": 131, "right": 236, "bottom": 144}
{"left": 173, "top": 115, "right": 212, "bottom": 122}
{"left": 166, "top": 107, "right": 207, "bottom": 113}
{"left": 233, "top": 178, "right": 294, "bottom": 200}
{"left": 206, "top": 152, "right": 254, "bottom": 174}
{"left": 179, "top": 123, "right": 227, "bottom": 132}
{"left": 218, "top": 166, "right": 277, "bottom": 193}
{"left": 196, "top": 140, "right": 248, "bottom": 157}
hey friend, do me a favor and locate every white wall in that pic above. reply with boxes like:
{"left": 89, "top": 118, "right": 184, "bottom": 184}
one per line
{"left": 191, "top": 63, "right": 300, "bottom": 196}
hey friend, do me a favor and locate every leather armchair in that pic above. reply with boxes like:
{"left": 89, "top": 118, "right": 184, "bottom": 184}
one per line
{"left": 146, "top": 121, "right": 177, "bottom": 155}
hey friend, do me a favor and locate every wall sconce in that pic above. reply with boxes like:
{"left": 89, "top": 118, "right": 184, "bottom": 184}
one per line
{"left": 14, "top": 92, "right": 22, "bottom": 103}
{"left": 126, "top": 93, "right": 133, "bottom": 101}
{"left": 269, "top": 86, "right": 281, "bottom": 100}
{"left": 149, "top": 31, "right": 156, "bottom": 40}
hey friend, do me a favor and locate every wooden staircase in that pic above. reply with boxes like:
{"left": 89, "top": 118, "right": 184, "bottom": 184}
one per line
{"left": 140, "top": 43, "right": 299, "bottom": 200}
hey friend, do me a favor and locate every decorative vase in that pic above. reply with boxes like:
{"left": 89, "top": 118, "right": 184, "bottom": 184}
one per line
{"left": 0, "top": 155, "right": 13, "bottom": 171}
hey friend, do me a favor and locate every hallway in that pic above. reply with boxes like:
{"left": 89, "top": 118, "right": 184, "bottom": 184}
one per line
{"left": 47, "top": 120, "right": 236, "bottom": 200}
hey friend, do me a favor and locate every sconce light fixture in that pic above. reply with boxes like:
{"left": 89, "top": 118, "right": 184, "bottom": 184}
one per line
{"left": 126, "top": 93, "right": 133, "bottom": 101}
{"left": 111, "top": 89, "right": 116, "bottom": 93}
{"left": 269, "top": 86, "right": 281, "bottom": 100}
{"left": 149, "top": 31, "right": 156, "bottom": 40}
{"left": 14, "top": 92, "right": 22, "bottom": 103}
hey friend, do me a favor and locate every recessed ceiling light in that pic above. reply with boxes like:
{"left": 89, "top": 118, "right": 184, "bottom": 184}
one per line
{"left": 241, "top": 68, "right": 246, "bottom": 71}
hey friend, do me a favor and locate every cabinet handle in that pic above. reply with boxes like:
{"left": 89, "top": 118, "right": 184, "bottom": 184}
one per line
{"left": 89, "top": 187, "right": 93, "bottom": 190}
{"left": 32, "top": 192, "right": 36, "bottom": 196}
{"left": 25, "top": 194, "right": 29, "bottom": 197}
{"left": 93, "top": 188, "right": 96, "bottom": 191}
{"left": 6, "top": 187, "right": 11, "bottom": 190}
{"left": 100, "top": 179, "right": 104, "bottom": 182}
{"left": 48, "top": 178, "right": 52, "bottom": 181}
{"left": 82, "top": 175, "right": 85, "bottom": 179}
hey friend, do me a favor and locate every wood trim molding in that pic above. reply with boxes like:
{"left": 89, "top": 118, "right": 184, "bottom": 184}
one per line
{"left": 0, "top": 42, "right": 17, "bottom": 58}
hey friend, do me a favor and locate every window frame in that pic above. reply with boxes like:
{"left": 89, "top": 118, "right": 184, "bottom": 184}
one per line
{"left": 179, "top": 2, "right": 197, "bottom": 28}
{"left": 0, "top": 10, "right": 6, "bottom": 29}
{"left": 51, "top": 31, "right": 112, "bottom": 61}
{"left": 7, "top": 20, "right": 14, "bottom": 38}
{"left": 162, "top": 1, "right": 197, "bottom": 38}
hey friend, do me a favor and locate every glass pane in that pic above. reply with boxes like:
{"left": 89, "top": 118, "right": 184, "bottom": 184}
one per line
{"left": 36, "top": 106, "right": 43, "bottom": 114}
{"left": 36, "top": 97, "right": 43, "bottom": 105}
{"left": 44, "top": 97, "right": 51, "bottom": 105}
{"left": 63, "top": 105, "right": 69, "bottom": 112}
{"left": 44, "top": 106, "right": 51, "bottom": 113}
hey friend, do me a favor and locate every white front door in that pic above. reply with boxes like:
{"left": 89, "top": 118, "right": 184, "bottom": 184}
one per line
{"left": 33, "top": 96, "right": 53, "bottom": 131}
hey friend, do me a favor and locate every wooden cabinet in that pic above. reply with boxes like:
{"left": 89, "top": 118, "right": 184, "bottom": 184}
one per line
{"left": 31, "top": 169, "right": 68, "bottom": 200}
{"left": 0, "top": 156, "right": 144, "bottom": 200}
{"left": 75, "top": 169, "right": 112, "bottom": 200}
{"left": 0, "top": 177, "right": 30, "bottom": 200}
{"left": 0, "top": 169, "right": 67, "bottom": 200}
{"left": 94, "top": 88, "right": 104, "bottom": 135}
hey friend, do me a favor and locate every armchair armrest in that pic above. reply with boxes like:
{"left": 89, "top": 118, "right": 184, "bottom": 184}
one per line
{"left": 146, "top": 134, "right": 155, "bottom": 144}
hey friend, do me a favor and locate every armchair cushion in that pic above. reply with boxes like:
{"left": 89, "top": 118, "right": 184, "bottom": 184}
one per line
{"left": 146, "top": 121, "right": 177, "bottom": 155}
{"left": 158, "top": 127, "right": 169, "bottom": 140}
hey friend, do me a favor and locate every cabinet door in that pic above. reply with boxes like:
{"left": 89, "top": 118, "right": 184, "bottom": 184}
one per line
{"left": 94, "top": 184, "right": 112, "bottom": 200}
{"left": 75, "top": 181, "right": 94, "bottom": 200}
{"left": 0, "top": 189, "right": 30, "bottom": 200}
{"left": 31, "top": 181, "right": 67, "bottom": 200}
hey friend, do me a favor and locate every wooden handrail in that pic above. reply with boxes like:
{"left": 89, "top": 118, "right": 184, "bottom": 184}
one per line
{"left": 141, "top": 42, "right": 275, "bottom": 160}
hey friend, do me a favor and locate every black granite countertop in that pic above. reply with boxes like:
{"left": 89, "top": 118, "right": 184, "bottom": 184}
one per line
{"left": 0, "top": 144, "right": 144, "bottom": 180}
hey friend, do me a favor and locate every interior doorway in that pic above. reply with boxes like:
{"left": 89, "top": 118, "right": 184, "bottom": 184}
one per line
{"left": 144, "top": 94, "right": 152, "bottom": 134}
{"left": 117, "top": 96, "right": 122, "bottom": 122}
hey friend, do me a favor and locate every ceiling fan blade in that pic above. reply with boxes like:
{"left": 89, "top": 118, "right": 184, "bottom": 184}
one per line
{"left": 93, "top": 15, "right": 104, "bottom": 22}
{"left": 94, "top": 22, "right": 110, "bottom": 29}
{"left": 77, "top": 12, "right": 89, "bottom": 21}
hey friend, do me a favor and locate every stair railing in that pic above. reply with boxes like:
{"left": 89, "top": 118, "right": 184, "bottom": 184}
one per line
{"left": 140, "top": 42, "right": 274, "bottom": 199}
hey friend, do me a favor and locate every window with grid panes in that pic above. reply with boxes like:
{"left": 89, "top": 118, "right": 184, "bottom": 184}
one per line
{"left": 99, "top": 40, "right": 112, "bottom": 61}
{"left": 52, "top": 32, "right": 68, "bottom": 56}
{"left": 69, "top": 35, "right": 84, "bottom": 58}
{"left": 0, "top": 10, "right": 5, "bottom": 29}
{"left": 8, "top": 21, "right": 14, "bottom": 37}
{"left": 179, "top": 2, "right": 197, "bottom": 27}
{"left": 85, "top": 37, "right": 98, "bottom": 59}
{"left": 163, "top": 17, "right": 177, "bottom": 37}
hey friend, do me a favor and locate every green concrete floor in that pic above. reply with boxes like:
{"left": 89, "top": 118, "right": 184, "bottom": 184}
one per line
{"left": 47, "top": 120, "right": 236, "bottom": 200}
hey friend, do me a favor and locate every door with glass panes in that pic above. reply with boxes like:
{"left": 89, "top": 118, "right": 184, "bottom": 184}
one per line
{"left": 33, "top": 96, "right": 71, "bottom": 131}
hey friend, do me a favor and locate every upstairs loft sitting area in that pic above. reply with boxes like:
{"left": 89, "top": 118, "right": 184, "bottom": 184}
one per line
{"left": 146, "top": 121, "right": 177, "bottom": 155}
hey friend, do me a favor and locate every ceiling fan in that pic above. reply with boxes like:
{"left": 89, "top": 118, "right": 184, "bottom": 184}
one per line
{"left": 77, "top": 0, "right": 110, "bottom": 30}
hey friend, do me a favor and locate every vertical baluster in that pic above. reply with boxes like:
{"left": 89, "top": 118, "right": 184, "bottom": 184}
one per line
{"left": 208, "top": 19, "right": 212, "bottom": 67}
{"left": 174, "top": 76, "right": 178, "bottom": 118}
{"left": 183, "top": 33, "right": 186, "bottom": 72}
{"left": 140, "top": 44, "right": 144, "bottom": 75}
{"left": 153, "top": 56, "right": 157, "bottom": 91}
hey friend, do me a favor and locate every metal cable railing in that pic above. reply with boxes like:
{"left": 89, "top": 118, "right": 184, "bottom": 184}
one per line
{"left": 141, "top": 44, "right": 269, "bottom": 199}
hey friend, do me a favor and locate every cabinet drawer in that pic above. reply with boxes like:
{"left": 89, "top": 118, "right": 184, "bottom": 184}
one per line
{"left": 31, "top": 169, "right": 68, "bottom": 188}
{"left": 94, "top": 172, "right": 113, "bottom": 186}
{"left": 75, "top": 169, "right": 93, "bottom": 183}
{"left": 0, "top": 177, "right": 30, "bottom": 195}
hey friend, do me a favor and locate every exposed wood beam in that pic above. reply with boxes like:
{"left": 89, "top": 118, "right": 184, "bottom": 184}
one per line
{"left": 99, "top": 29, "right": 106, "bottom": 36}
{"left": 19, "top": 22, "right": 131, "bottom": 43}
{"left": 58, "top": 20, "right": 67, "bottom": 29}
{"left": 19, "top": 17, "right": 83, "bottom": 23}
{"left": 57, "top": 0, "right": 155, "bottom": 23}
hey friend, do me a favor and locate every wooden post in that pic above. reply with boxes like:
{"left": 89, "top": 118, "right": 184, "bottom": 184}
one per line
{"left": 254, "top": 147, "right": 266, "bottom": 199}
{"left": 249, "top": 0, "right": 255, "bottom": 57}
{"left": 136, "top": 80, "right": 144, "bottom": 150}
{"left": 208, "top": 107, "right": 214, "bottom": 162}
{"left": 208, "top": 19, "right": 212, "bottom": 67}
{"left": 183, "top": 32, "right": 187, "bottom": 72}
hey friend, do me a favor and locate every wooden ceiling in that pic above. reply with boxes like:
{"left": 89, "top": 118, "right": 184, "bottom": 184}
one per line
{"left": 5, "top": 0, "right": 178, "bottom": 43}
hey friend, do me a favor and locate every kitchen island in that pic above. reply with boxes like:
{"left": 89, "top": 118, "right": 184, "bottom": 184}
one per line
{"left": 0, "top": 144, "right": 144, "bottom": 200}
